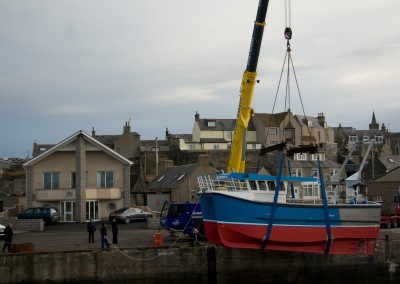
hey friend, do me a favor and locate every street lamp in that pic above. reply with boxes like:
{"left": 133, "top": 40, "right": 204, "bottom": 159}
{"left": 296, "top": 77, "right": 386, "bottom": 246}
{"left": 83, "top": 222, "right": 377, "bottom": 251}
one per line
{"left": 155, "top": 137, "right": 158, "bottom": 176}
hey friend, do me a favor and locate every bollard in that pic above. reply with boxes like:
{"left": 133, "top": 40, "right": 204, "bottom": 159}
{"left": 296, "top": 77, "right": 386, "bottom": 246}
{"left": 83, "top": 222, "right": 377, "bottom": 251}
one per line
{"left": 153, "top": 232, "right": 163, "bottom": 246}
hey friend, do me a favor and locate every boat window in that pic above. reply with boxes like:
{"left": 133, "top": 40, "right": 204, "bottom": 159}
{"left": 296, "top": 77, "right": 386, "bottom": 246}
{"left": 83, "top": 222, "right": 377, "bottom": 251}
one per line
{"left": 258, "top": 181, "right": 267, "bottom": 190}
{"left": 249, "top": 181, "right": 257, "bottom": 190}
{"left": 267, "top": 181, "right": 275, "bottom": 191}
{"left": 279, "top": 182, "right": 285, "bottom": 191}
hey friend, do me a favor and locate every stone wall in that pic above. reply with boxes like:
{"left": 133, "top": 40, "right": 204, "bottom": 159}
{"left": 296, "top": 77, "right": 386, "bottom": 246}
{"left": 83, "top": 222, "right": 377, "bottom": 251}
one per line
{"left": 0, "top": 217, "right": 44, "bottom": 232}
{"left": 0, "top": 240, "right": 399, "bottom": 283}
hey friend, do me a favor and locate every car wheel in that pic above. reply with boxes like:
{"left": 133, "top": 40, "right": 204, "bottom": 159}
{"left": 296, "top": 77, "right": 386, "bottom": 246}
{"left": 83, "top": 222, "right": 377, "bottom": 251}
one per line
{"left": 124, "top": 217, "right": 131, "bottom": 224}
{"left": 386, "top": 219, "right": 392, "bottom": 229}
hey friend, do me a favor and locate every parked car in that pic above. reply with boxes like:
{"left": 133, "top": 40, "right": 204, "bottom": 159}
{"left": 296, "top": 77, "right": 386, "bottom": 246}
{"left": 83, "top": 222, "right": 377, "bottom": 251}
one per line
{"left": 17, "top": 207, "right": 60, "bottom": 225}
{"left": 109, "top": 207, "right": 152, "bottom": 224}
{"left": 0, "top": 223, "right": 5, "bottom": 240}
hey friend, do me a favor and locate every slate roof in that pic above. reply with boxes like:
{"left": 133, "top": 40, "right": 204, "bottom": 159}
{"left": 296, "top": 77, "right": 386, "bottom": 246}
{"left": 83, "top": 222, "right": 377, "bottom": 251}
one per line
{"left": 378, "top": 154, "right": 400, "bottom": 172}
{"left": 196, "top": 118, "right": 256, "bottom": 131}
{"left": 32, "top": 144, "right": 55, "bottom": 158}
{"left": 295, "top": 115, "right": 326, "bottom": 129}
{"left": 147, "top": 164, "right": 198, "bottom": 191}
{"left": 371, "top": 166, "right": 400, "bottom": 183}
{"left": 170, "top": 134, "right": 193, "bottom": 142}
{"left": 25, "top": 130, "right": 133, "bottom": 166}
{"left": 253, "top": 112, "right": 289, "bottom": 127}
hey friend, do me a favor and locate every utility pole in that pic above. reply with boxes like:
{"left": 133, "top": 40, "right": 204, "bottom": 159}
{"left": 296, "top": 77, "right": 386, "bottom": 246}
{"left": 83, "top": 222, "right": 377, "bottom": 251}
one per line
{"left": 155, "top": 137, "right": 158, "bottom": 176}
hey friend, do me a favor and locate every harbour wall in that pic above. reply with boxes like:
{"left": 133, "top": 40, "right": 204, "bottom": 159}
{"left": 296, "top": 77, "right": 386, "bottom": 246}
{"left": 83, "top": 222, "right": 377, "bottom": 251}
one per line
{"left": 0, "top": 239, "right": 399, "bottom": 283}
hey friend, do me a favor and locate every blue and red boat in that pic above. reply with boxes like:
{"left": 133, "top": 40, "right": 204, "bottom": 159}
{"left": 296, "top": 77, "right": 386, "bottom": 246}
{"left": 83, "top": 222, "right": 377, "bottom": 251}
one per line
{"left": 197, "top": 158, "right": 381, "bottom": 255}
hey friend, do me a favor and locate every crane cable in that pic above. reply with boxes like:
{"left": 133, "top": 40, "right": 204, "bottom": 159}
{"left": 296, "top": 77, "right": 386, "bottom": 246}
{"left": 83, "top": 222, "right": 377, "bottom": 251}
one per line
{"left": 264, "top": 0, "right": 313, "bottom": 147}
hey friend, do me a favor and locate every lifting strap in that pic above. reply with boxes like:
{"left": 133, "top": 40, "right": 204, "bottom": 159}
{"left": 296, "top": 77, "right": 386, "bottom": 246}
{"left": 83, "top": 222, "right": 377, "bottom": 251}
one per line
{"left": 318, "top": 157, "right": 333, "bottom": 254}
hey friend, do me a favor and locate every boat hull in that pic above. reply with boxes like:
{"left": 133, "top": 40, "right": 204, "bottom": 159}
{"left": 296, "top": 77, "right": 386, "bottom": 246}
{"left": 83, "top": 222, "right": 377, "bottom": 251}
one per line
{"left": 200, "top": 192, "right": 381, "bottom": 255}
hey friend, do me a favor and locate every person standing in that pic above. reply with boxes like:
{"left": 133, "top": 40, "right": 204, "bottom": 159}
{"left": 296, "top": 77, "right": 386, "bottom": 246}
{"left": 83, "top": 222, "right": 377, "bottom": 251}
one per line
{"left": 2, "top": 224, "right": 14, "bottom": 253}
{"left": 100, "top": 222, "right": 109, "bottom": 249}
{"left": 111, "top": 218, "right": 118, "bottom": 244}
{"left": 87, "top": 218, "right": 96, "bottom": 243}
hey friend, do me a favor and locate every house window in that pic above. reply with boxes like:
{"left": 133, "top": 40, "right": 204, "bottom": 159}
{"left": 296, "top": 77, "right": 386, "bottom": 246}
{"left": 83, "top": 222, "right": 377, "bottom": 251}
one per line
{"left": 375, "top": 136, "right": 383, "bottom": 143}
{"left": 303, "top": 184, "right": 317, "bottom": 197}
{"left": 291, "top": 168, "right": 302, "bottom": 177}
{"left": 189, "top": 144, "right": 196, "bottom": 150}
{"left": 269, "top": 128, "right": 278, "bottom": 135}
{"left": 311, "top": 169, "right": 318, "bottom": 178}
{"left": 294, "top": 153, "right": 307, "bottom": 161}
{"left": 349, "top": 135, "right": 358, "bottom": 143}
{"left": 311, "top": 153, "right": 325, "bottom": 161}
{"left": 207, "top": 121, "right": 216, "bottom": 127}
{"left": 44, "top": 172, "right": 60, "bottom": 189}
{"left": 157, "top": 175, "right": 166, "bottom": 182}
{"left": 71, "top": 172, "right": 76, "bottom": 188}
{"left": 97, "top": 171, "right": 114, "bottom": 188}
{"left": 213, "top": 145, "right": 220, "bottom": 150}
{"left": 175, "top": 173, "right": 186, "bottom": 181}
{"left": 329, "top": 169, "right": 339, "bottom": 177}
{"left": 363, "top": 136, "right": 369, "bottom": 141}
{"left": 284, "top": 128, "right": 294, "bottom": 142}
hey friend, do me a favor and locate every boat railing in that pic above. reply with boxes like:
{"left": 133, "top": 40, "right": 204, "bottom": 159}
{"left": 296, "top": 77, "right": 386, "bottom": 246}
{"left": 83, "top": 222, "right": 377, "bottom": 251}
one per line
{"left": 197, "top": 175, "right": 249, "bottom": 192}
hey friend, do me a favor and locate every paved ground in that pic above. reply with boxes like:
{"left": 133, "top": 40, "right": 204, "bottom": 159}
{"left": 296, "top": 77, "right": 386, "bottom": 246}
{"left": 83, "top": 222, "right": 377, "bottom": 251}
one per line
{"left": 6, "top": 219, "right": 197, "bottom": 253}
{"left": 3, "top": 220, "right": 400, "bottom": 253}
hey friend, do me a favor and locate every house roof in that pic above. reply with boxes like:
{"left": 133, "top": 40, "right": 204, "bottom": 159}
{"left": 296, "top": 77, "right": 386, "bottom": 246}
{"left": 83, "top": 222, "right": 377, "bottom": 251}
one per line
{"left": 196, "top": 118, "right": 256, "bottom": 131}
{"left": 295, "top": 115, "right": 327, "bottom": 129}
{"left": 24, "top": 130, "right": 133, "bottom": 166}
{"left": 253, "top": 112, "right": 290, "bottom": 127}
{"left": 200, "top": 138, "right": 228, "bottom": 143}
{"left": 378, "top": 154, "right": 400, "bottom": 172}
{"left": 171, "top": 134, "right": 193, "bottom": 142}
{"left": 370, "top": 166, "right": 400, "bottom": 183}
{"left": 147, "top": 164, "right": 199, "bottom": 190}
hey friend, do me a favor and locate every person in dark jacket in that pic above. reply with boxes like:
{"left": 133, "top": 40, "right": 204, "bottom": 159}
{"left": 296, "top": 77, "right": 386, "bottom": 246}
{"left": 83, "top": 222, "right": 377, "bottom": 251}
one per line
{"left": 100, "top": 223, "right": 110, "bottom": 249}
{"left": 111, "top": 218, "right": 118, "bottom": 244}
{"left": 2, "top": 224, "right": 14, "bottom": 253}
{"left": 87, "top": 218, "right": 96, "bottom": 243}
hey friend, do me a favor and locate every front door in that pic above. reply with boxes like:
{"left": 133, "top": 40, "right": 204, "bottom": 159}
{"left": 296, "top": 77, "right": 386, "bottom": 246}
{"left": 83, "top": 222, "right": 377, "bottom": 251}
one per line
{"left": 60, "top": 201, "right": 76, "bottom": 222}
{"left": 86, "top": 200, "right": 99, "bottom": 221}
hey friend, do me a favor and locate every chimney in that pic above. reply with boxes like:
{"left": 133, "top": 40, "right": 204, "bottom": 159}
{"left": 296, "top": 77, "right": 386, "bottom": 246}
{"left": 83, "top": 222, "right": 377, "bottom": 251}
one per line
{"left": 195, "top": 111, "right": 200, "bottom": 122}
{"left": 317, "top": 112, "right": 325, "bottom": 124}
{"left": 165, "top": 128, "right": 170, "bottom": 140}
{"left": 382, "top": 123, "right": 387, "bottom": 134}
{"left": 123, "top": 121, "right": 130, "bottom": 135}
{"left": 92, "top": 127, "right": 96, "bottom": 137}
{"left": 198, "top": 154, "right": 209, "bottom": 168}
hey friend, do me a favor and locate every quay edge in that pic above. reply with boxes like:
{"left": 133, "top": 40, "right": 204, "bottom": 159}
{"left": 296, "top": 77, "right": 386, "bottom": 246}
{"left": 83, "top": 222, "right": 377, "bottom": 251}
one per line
{"left": 0, "top": 239, "right": 399, "bottom": 283}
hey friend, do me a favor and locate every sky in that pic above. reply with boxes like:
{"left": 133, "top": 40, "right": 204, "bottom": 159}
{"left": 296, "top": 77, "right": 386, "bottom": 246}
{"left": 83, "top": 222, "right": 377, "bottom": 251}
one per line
{"left": 1, "top": 0, "right": 400, "bottom": 158}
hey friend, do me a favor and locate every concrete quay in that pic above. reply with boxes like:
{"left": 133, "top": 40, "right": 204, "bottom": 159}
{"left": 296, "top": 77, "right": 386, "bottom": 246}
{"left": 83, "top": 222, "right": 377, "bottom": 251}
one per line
{"left": 0, "top": 221, "right": 399, "bottom": 283}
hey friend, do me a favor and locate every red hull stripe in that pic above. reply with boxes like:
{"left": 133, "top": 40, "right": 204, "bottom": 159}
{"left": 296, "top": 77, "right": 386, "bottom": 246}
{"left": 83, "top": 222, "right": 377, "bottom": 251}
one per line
{"left": 204, "top": 221, "right": 378, "bottom": 255}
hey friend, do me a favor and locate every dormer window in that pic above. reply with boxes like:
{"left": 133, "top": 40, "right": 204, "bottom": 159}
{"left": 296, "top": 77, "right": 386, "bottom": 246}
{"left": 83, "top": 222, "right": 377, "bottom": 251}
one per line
{"left": 207, "top": 121, "right": 216, "bottom": 127}
{"left": 294, "top": 153, "right": 307, "bottom": 161}
{"left": 349, "top": 135, "right": 358, "bottom": 143}
{"left": 375, "top": 135, "right": 383, "bottom": 143}
{"left": 311, "top": 153, "right": 325, "bottom": 161}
